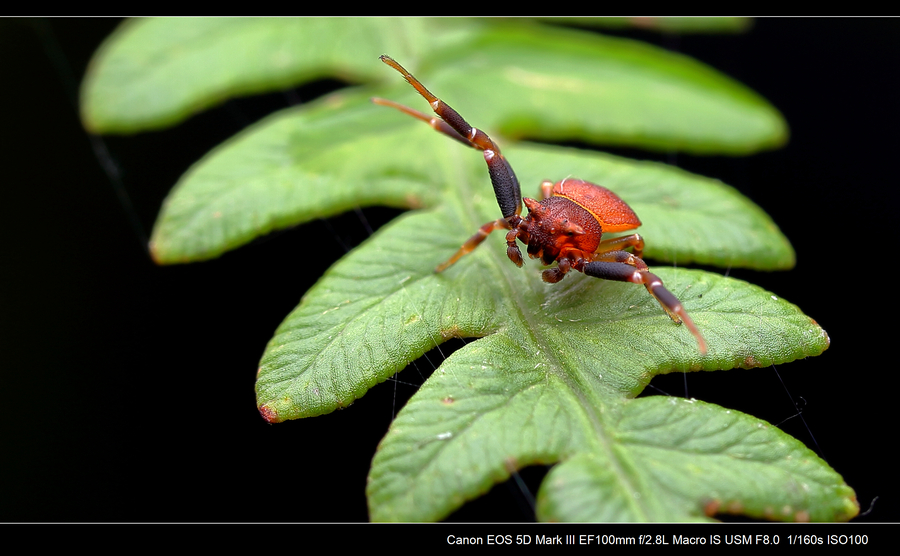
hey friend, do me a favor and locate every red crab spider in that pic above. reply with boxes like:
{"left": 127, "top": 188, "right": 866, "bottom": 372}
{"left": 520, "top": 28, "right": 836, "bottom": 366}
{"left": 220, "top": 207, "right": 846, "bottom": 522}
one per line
{"left": 372, "top": 55, "right": 707, "bottom": 355}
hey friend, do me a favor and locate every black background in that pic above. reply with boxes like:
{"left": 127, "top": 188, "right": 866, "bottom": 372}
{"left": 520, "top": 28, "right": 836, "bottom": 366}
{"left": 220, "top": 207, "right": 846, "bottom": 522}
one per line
{"left": 2, "top": 18, "right": 897, "bottom": 523}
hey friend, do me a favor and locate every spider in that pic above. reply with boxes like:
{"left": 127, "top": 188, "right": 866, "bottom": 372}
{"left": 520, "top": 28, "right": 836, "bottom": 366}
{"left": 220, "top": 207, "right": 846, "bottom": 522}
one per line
{"left": 372, "top": 55, "right": 707, "bottom": 355}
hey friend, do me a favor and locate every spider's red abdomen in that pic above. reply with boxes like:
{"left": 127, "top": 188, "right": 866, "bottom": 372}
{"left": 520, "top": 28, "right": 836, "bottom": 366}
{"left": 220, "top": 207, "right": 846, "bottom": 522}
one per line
{"left": 550, "top": 179, "right": 641, "bottom": 233}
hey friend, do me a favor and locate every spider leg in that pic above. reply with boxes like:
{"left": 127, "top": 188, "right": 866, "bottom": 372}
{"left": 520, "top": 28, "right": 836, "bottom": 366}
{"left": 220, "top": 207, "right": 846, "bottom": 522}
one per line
{"left": 595, "top": 233, "right": 645, "bottom": 259}
{"left": 541, "top": 180, "right": 554, "bottom": 200}
{"left": 435, "top": 218, "right": 516, "bottom": 272}
{"left": 580, "top": 258, "right": 707, "bottom": 355}
{"left": 371, "top": 97, "right": 472, "bottom": 148}
{"left": 375, "top": 55, "right": 522, "bottom": 220}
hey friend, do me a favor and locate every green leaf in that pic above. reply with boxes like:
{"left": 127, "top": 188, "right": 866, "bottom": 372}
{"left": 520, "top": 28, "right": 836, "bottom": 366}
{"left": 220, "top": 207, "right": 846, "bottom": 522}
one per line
{"left": 80, "top": 18, "right": 479, "bottom": 134}
{"left": 357, "top": 265, "right": 842, "bottom": 521}
{"left": 425, "top": 23, "right": 785, "bottom": 154}
{"left": 254, "top": 196, "right": 845, "bottom": 519}
{"left": 535, "top": 398, "right": 857, "bottom": 522}
{"left": 82, "top": 18, "right": 786, "bottom": 155}
{"left": 370, "top": 384, "right": 856, "bottom": 522}
{"left": 148, "top": 95, "right": 444, "bottom": 264}
{"left": 249, "top": 114, "right": 850, "bottom": 520}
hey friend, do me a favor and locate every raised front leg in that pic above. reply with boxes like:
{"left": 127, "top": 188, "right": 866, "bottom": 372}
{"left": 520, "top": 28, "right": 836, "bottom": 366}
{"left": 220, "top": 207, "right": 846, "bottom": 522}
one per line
{"left": 370, "top": 97, "right": 472, "bottom": 148}
{"left": 373, "top": 55, "right": 522, "bottom": 220}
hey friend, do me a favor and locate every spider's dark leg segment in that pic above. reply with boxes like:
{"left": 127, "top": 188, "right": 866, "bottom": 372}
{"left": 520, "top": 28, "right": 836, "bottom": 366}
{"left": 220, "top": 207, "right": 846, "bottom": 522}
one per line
{"left": 580, "top": 261, "right": 707, "bottom": 354}
{"left": 378, "top": 55, "right": 522, "bottom": 219}
{"left": 485, "top": 151, "right": 522, "bottom": 219}
{"left": 436, "top": 219, "right": 512, "bottom": 272}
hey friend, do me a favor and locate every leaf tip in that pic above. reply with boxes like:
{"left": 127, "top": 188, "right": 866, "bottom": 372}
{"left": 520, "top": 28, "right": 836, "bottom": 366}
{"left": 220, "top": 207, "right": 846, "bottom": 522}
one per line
{"left": 814, "top": 319, "right": 831, "bottom": 350}
{"left": 149, "top": 238, "right": 193, "bottom": 265}
{"left": 258, "top": 403, "right": 282, "bottom": 424}
{"left": 80, "top": 112, "right": 101, "bottom": 135}
{"left": 148, "top": 240, "right": 167, "bottom": 266}
{"left": 844, "top": 493, "right": 861, "bottom": 521}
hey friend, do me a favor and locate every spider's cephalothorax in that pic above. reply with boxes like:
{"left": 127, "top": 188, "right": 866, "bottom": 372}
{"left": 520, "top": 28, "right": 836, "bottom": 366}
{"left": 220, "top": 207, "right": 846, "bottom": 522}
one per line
{"left": 373, "top": 55, "right": 707, "bottom": 354}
